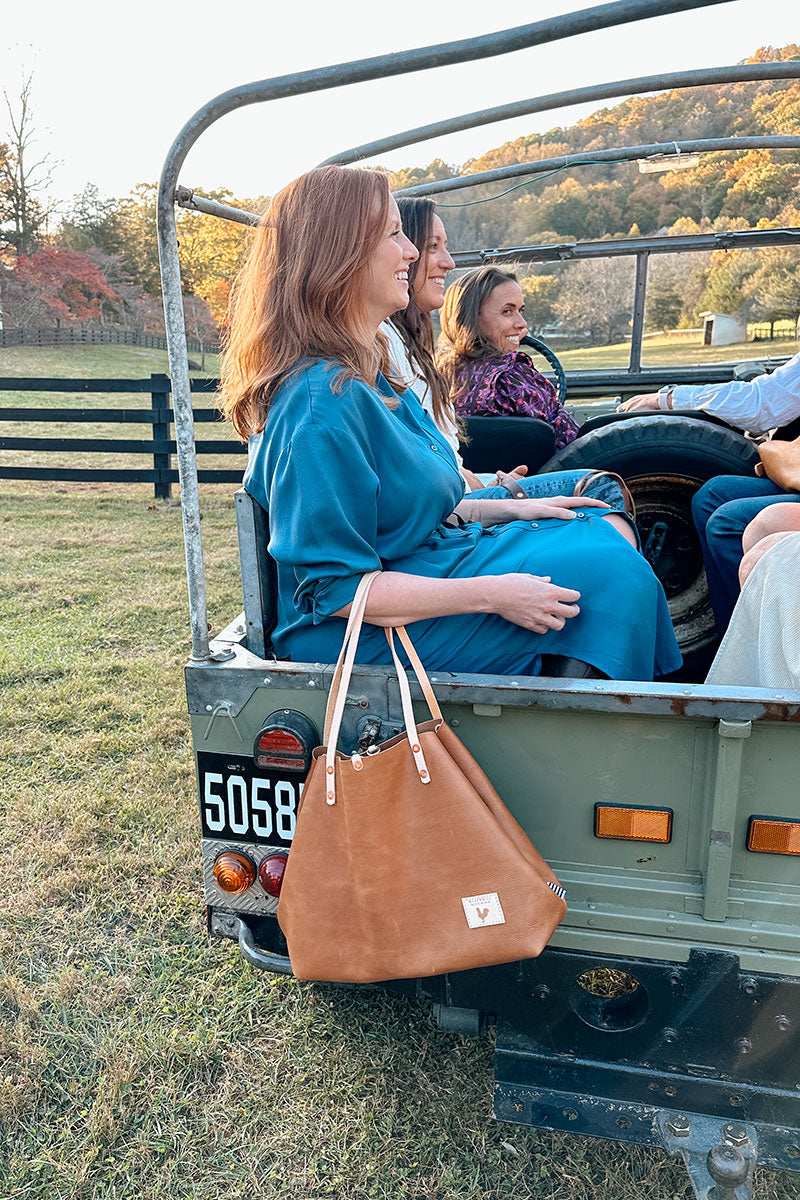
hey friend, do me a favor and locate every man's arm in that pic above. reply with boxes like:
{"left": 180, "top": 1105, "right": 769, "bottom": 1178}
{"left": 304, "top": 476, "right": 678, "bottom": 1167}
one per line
{"left": 619, "top": 351, "right": 800, "bottom": 431}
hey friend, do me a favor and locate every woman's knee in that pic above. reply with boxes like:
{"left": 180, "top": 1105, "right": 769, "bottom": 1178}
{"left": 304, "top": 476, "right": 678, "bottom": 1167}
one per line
{"left": 739, "top": 531, "right": 794, "bottom": 587}
{"left": 742, "top": 502, "right": 800, "bottom": 554}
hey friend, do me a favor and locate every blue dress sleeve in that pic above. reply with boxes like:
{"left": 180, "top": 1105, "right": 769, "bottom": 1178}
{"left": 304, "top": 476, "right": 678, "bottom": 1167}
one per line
{"left": 267, "top": 421, "right": 382, "bottom": 621}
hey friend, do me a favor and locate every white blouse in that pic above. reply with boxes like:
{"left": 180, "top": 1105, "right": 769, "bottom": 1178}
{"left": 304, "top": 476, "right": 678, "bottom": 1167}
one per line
{"left": 381, "top": 319, "right": 466, "bottom": 477}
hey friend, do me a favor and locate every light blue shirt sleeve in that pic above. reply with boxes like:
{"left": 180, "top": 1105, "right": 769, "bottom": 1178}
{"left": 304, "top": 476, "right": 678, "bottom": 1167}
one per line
{"left": 267, "top": 421, "right": 382, "bottom": 621}
{"left": 671, "top": 351, "right": 800, "bottom": 432}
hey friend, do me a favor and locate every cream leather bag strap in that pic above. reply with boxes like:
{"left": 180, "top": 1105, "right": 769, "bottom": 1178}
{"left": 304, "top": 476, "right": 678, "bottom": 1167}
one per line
{"left": 321, "top": 572, "right": 438, "bottom": 805}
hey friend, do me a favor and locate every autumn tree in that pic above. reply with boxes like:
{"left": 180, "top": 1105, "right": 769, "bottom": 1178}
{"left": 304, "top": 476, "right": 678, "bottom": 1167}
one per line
{"left": 1, "top": 247, "right": 118, "bottom": 327}
{"left": 748, "top": 248, "right": 800, "bottom": 331}
{"left": 0, "top": 70, "right": 56, "bottom": 256}
{"left": 519, "top": 274, "right": 559, "bottom": 332}
{"left": 700, "top": 247, "right": 761, "bottom": 316}
{"left": 111, "top": 183, "right": 259, "bottom": 325}
{"left": 555, "top": 257, "right": 634, "bottom": 344}
{"left": 57, "top": 184, "right": 121, "bottom": 256}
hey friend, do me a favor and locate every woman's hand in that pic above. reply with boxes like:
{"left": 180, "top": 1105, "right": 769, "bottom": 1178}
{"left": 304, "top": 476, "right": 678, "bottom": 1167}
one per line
{"left": 333, "top": 569, "right": 581, "bottom": 632}
{"left": 489, "top": 572, "right": 581, "bottom": 633}
{"left": 455, "top": 494, "right": 611, "bottom": 526}
{"left": 512, "top": 494, "right": 610, "bottom": 521}
{"left": 494, "top": 463, "right": 528, "bottom": 487}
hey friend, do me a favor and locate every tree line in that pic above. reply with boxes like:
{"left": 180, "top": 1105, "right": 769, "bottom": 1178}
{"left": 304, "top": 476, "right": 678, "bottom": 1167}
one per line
{"left": 1, "top": 47, "right": 798, "bottom": 350}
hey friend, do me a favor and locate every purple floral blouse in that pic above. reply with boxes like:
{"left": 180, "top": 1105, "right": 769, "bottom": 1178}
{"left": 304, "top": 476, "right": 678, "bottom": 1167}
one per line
{"left": 453, "top": 351, "right": 580, "bottom": 451}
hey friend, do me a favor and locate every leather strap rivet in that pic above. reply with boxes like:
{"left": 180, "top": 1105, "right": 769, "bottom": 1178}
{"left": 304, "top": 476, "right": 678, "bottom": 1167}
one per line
{"left": 326, "top": 765, "right": 334, "bottom": 774}
{"left": 327, "top": 790, "right": 334, "bottom": 800}
{"left": 412, "top": 744, "right": 420, "bottom": 753}
{"left": 420, "top": 769, "right": 428, "bottom": 779}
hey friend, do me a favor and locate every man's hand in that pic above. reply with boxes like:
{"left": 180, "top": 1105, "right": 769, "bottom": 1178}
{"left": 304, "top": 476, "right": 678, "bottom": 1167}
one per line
{"left": 618, "top": 393, "right": 662, "bottom": 412}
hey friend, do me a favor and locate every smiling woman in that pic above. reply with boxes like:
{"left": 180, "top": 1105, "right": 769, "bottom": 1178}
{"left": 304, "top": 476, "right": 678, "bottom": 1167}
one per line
{"left": 438, "top": 265, "right": 581, "bottom": 450}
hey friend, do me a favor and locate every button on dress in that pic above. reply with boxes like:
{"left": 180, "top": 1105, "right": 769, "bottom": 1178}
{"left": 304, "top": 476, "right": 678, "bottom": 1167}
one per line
{"left": 244, "top": 360, "right": 681, "bottom": 680}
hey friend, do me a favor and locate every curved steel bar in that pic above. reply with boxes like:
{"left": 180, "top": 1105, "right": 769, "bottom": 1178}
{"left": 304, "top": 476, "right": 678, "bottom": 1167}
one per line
{"left": 175, "top": 185, "right": 262, "bottom": 227}
{"left": 157, "top": 0, "right": 733, "bottom": 660}
{"left": 235, "top": 916, "right": 294, "bottom": 975}
{"left": 450, "top": 226, "right": 800, "bottom": 268}
{"left": 395, "top": 135, "right": 800, "bottom": 197}
{"left": 324, "top": 61, "right": 800, "bottom": 168}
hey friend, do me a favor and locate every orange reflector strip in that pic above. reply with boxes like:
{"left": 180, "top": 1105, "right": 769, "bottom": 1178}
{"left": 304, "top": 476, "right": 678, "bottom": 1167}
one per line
{"left": 747, "top": 818, "right": 800, "bottom": 855}
{"left": 595, "top": 805, "right": 672, "bottom": 843}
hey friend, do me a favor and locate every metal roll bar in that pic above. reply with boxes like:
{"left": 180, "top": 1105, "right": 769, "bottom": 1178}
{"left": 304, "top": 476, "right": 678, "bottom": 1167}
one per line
{"left": 395, "top": 135, "right": 800, "bottom": 198}
{"left": 157, "top": 0, "right": 736, "bottom": 660}
{"left": 322, "top": 61, "right": 800, "bottom": 168}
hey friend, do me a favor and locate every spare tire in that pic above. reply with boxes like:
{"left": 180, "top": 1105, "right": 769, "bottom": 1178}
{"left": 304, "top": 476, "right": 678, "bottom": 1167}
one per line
{"left": 539, "top": 415, "right": 759, "bottom": 674}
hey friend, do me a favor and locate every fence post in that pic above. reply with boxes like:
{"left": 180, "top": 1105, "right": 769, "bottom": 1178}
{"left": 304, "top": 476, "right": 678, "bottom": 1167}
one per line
{"left": 150, "top": 373, "right": 172, "bottom": 500}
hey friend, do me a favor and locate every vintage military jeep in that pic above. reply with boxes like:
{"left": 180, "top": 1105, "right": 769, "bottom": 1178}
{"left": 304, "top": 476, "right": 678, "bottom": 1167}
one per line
{"left": 157, "top": 6, "right": 800, "bottom": 1197}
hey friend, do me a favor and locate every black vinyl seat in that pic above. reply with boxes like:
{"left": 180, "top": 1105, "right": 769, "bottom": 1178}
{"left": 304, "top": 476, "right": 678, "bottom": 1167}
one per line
{"left": 460, "top": 416, "right": 556, "bottom": 475}
{"left": 235, "top": 489, "right": 278, "bottom": 659}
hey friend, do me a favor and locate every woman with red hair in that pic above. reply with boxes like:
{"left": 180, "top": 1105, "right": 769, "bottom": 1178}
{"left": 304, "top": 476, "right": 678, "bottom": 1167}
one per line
{"left": 220, "top": 166, "right": 679, "bottom": 681}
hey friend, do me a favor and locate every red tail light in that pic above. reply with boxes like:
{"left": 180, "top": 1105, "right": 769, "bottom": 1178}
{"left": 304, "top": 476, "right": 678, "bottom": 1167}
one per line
{"left": 255, "top": 729, "right": 307, "bottom": 770}
{"left": 213, "top": 850, "right": 256, "bottom": 895}
{"left": 253, "top": 711, "right": 317, "bottom": 771}
{"left": 258, "top": 852, "right": 288, "bottom": 897}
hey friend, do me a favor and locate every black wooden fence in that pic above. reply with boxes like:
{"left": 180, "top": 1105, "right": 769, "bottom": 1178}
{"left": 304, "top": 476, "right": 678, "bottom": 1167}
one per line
{"left": 0, "top": 327, "right": 219, "bottom": 354}
{"left": 0, "top": 374, "right": 241, "bottom": 498}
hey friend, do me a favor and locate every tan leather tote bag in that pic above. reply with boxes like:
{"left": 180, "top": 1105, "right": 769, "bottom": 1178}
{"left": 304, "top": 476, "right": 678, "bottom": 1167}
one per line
{"left": 277, "top": 572, "right": 567, "bottom": 983}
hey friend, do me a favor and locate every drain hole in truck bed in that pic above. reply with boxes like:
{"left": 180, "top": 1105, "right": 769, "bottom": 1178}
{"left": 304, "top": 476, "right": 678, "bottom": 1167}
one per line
{"left": 570, "top": 969, "right": 648, "bottom": 1032}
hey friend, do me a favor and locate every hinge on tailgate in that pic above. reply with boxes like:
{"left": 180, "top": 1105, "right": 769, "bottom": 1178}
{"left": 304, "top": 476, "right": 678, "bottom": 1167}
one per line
{"left": 703, "top": 720, "right": 752, "bottom": 922}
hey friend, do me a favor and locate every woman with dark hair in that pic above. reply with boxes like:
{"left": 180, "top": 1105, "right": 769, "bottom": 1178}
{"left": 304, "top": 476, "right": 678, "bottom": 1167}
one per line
{"left": 384, "top": 201, "right": 628, "bottom": 511}
{"left": 221, "top": 165, "right": 680, "bottom": 681}
{"left": 438, "top": 266, "right": 580, "bottom": 450}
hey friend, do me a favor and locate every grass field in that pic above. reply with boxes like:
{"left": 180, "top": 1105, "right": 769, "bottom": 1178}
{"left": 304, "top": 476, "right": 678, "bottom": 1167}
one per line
{"left": 557, "top": 336, "right": 800, "bottom": 371}
{"left": 2, "top": 478, "right": 800, "bottom": 1199}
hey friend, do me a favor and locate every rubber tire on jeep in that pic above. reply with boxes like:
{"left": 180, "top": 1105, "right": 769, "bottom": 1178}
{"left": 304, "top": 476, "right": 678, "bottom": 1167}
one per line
{"left": 539, "top": 414, "right": 759, "bottom": 678}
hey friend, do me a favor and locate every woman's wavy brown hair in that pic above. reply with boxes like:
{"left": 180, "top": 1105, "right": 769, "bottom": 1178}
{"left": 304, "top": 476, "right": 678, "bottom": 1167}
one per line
{"left": 436, "top": 265, "right": 519, "bottom": 404}
{"left": 389, "top": 197, "right": 455, "bottom": 436}
{"left": 220, "top": 165, "right": 398, "bottom": 440}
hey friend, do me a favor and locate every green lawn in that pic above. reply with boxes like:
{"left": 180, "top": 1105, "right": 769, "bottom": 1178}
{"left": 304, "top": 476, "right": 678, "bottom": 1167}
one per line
{"left": 2, "top": 482, "right": 800, "bottom": 1200}
{"left": 557, "top": 336, "right": 799, "bottom": 372}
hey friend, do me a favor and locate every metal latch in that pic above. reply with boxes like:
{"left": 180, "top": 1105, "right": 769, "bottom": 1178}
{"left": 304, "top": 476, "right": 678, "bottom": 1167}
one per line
{"left": 203, "top": 700, "right": 242, "bottom": 740}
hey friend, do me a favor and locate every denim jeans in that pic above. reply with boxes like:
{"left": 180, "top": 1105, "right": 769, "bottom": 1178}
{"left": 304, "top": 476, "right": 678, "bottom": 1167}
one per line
{"left": 471, "top": 468, "right": 627, "bottom": 509}
{"left": 691, "top": 474, "right": 800, "bottom": 633}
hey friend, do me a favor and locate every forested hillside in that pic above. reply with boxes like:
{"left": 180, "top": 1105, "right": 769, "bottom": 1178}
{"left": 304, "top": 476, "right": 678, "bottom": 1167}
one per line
{"left": 1, "top": 45, "right": 798, "bottom": 342}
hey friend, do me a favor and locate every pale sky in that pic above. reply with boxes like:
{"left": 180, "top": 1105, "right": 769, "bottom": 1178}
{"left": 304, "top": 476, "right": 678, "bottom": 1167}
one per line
{"left": 2, "top": 0, "right": 797, "bottom": 212}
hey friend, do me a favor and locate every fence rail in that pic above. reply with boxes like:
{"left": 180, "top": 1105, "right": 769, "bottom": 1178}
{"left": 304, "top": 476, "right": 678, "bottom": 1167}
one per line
{"left": 0, "top": 374, "right": 239, "bottom": 498}
{"left": 0, "top": 326, "right": 219, "bottom": 355}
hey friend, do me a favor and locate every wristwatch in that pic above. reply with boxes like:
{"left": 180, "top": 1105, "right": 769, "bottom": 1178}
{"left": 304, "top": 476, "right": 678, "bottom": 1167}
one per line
{"left": 657, "top": 385, "right": 676, "bottom": 410}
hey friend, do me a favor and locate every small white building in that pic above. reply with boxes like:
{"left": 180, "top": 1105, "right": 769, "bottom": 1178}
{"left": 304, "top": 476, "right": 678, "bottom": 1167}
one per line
{"left": 699, "top": 311, "right": 748, "bottom": 347}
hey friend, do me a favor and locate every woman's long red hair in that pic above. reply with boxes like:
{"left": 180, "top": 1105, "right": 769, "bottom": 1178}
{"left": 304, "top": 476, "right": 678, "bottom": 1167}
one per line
{"left": 220, "top": 166, "right": 395, "bottom": 440}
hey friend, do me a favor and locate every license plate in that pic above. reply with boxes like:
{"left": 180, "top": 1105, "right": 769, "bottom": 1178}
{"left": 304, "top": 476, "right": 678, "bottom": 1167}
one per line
{"left": 197, "top": 751, "right": 304, "bottom": 848}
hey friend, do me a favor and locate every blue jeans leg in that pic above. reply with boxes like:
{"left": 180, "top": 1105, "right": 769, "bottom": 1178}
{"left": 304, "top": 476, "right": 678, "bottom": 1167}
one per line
{"left": 470, "top": 468, "right": 626, "bottom": 508}
{"left": 691, "top": 475, "right": 799, "bottom": 633}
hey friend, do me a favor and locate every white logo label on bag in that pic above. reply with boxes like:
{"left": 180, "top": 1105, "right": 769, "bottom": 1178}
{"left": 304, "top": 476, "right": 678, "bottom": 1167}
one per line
{"left": 462, "top": 892, "right": 505, "bottom": 929}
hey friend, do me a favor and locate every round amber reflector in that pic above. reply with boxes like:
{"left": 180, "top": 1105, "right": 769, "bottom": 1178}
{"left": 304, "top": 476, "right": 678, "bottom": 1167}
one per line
{"left": 213, "top": 850, "right": 256, "bottom": 895}
{"left": 258, "top": 853, "right": 288, "bottom": 898}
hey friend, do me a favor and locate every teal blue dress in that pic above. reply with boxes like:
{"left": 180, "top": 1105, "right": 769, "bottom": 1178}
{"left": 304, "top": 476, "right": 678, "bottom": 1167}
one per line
{"left": 244, "top": 360, "right": 681, "bottom": 680}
